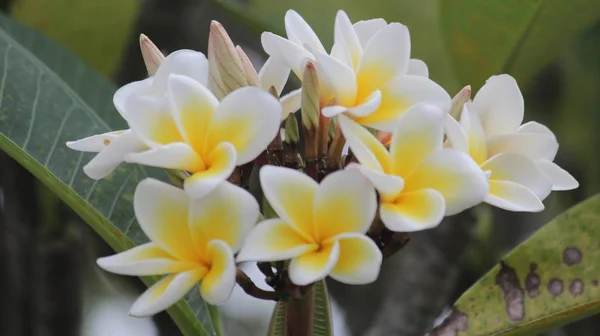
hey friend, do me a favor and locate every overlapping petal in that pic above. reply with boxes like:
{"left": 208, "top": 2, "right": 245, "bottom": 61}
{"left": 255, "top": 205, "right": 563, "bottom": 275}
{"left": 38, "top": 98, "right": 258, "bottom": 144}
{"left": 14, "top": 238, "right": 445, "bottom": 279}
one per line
{"left": 380, "top": 189, "right": 445, "bottom": 232}
{"left": 536, "top": 159, "right": 579, "bottom": 190}
{"left": 124, "top": 95, "right": 182, "bottom": 147}
{"left": 199, "top": 240, "right": 237, "bottom": 305}
{"left": 152, "top": 49, "right": 209, "bottom": 93}
{"left": 486, "top": 180, "right": 544, "bottom": 212}
{"left": 352, "top": 18, "right": 387, "bottom": 47}
{"left": 125, "top": 142, "right": 204, "bottom": 172}
{"left": 288, "top": 241, "right": 340, "bottom": 286}
{"left": 338, "top": 114, "right": 391, "bottom": 172}
{"left": 334, "top": 10, "right": 363, "bottom": 69}
{"left": 346, "top": 163, "right": 405, "bottom": 198}
{"left": 472, "top": 74, "right": 524, "bottom": 136}
{"left": 284, "top": 10, "right": 325, "bottom": 53}
{"left": 258, "top": 57, "right": 291, "bottom": 94}
{"left": 261, "top": 32, "right": 313, "bottom": 78}
{"left": 183, "top": 142, "right": 237, "bottom": 199}
{"left": 407, "top": 59, "right": 429, "bottom": 77}
{"left": 329, "top": 233, "right": 382, "bottom": 285}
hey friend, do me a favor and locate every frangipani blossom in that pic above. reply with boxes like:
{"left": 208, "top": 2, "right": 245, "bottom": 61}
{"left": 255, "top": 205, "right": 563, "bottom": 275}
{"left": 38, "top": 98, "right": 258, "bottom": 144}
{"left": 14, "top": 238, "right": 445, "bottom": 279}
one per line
{"left": 261, "top": 10, "right": 450, "bottom": 131}
{"left": 123, "top": 75, "right": 282, "bottom": 198}
{"left": 97, "top": 178, "right": 259, "bottom": 316}
{"left": 237, "top": 166, "right": 382, "bottom": 286}
{"left": 340, "top": 104, "right": 489, "bottom": 232}
{"left": 444, "top": 74, "right": 578, "bottom": 212}
{"left": 258, "top": 57, "right": 301, "bottom": 119}
{"left": 66, "top": 49, "right": 208, "bottom": 179}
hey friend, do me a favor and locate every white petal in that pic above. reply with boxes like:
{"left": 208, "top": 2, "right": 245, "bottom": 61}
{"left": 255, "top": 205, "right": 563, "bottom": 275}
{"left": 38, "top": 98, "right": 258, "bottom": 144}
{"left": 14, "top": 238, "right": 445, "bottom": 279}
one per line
{"left": 183, "top": 142, "right": 237, "bottom": 199}
{"left": 313, "top": 51, "right": 357, "bottom": 106}
{"left": 379, "top": 189, "right": 445, "bottom": 232}
{"left": 258, "top": 57, "right": 291, "bottom": 94}
{"left": 281, "top": 88, "right": 302, "bottom": 119}
{"left": 485, "top": 180, "right": 544, "bottom": 212}
{"left": 407, "top": 59, "right": 429, "bottom": 77}
{"left": 97, "top": 243, "right": 197, "bottom": 276}
{"left": 129, "top": 269, "right": 204, "bottom": 317}
{"left": 82, "top": 130, "right": 147, "bottom": 179}
{"left": 536, "top": 159, "right": 579, "bottom": 191}
{"left": 322, "top": 105, "right": 348, "bottom": 118}
{"left": 208, "top": 86, "right": 282, "bottom": 164}
{"left": 352, "top": 19, "right": 387, "bottom": 48}
{"left": 444, "top": 114, "right": 469, "bottom": 153}
{"left": 284, "top": 10, "right": 325, "bottom": 53}
{"left": 517, "top": 121, "right": 559, "bottom": 160}
{"left": 125, "top": 142, "right": 203, "bottom": 171}
{"left": 486, "top": 133, "right": 558, "bottom": 161}
{"left": 404, "top": 149, "right": 489, "bottom": 215}
{"left": 261, "top": 32, "right": 314, "bottom": 78}
{"left": 334, "top": 10, "right": 363, "bottom": 69}
{"left": 460, "top": 103, "right": 488, "bottom": 164}
{"left": 153, "top": 50, "right": 209, "bottom": 93}
{"left": 189, "top": 181, "right": 259, "bottom": 253}
{"left": 200, "top": 240, "right": 237, "bottom": 305}
{"left": 330, "top": 43, "right": 353, "bottom": 69}
{"left": 124, "top": 94, "right": 183, "bottom": 147}
{"left": 133, "top": 178, "right": 196, "bottom": 261}
{"left": 345, "top": 90, "right": 382, "bottom": 118}
{"left": 338, "top": 114, "right": 392, "bottom": 172}
{"left": 472, "top": 74, "right": 524, "bottom": 136}
{"left": 346, "top": 163, "right": 404, "bottom": 198}
{"left": 236, "top": 219, "right": 317, "bottom": 263}
{"left": 313, "top": 168, "right": 377, "bottom": 240}
{"left": 67, "top": 131, "right": 125, "bottom": 152}
{"left": 113, "top": 78, "right": 153, "bottom": 118}
{"left": 288, "top": 240, "right": 340, "bottom": 286}
{"left": 482, "top": 153, "right": 552, "bottom": 200}
{"left": 329, "top": 233, "right": 381, "bottom": 285}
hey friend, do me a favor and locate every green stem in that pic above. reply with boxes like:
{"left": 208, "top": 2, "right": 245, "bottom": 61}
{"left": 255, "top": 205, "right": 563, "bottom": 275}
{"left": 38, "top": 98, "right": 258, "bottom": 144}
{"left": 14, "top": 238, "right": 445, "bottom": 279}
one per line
{"left": 285, "top": 284, "right": 315, "bottom": 336}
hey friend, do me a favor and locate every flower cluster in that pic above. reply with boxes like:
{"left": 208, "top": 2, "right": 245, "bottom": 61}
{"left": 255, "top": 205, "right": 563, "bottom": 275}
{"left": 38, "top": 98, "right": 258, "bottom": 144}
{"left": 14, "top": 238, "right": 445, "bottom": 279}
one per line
{"left": 67, "top": 10, "right": 578, "bottom": 316}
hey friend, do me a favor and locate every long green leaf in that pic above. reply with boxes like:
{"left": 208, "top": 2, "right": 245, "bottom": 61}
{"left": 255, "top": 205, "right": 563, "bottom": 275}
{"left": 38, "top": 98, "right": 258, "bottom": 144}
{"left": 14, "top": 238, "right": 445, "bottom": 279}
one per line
{"left": 428, "top": 194, "right": 600, "bottom": 336}
{"left": 441, "top": 0, "right": 600, "bottom": 88}
{"left": 0, "top": 16, "right": 220, "bottom": 336}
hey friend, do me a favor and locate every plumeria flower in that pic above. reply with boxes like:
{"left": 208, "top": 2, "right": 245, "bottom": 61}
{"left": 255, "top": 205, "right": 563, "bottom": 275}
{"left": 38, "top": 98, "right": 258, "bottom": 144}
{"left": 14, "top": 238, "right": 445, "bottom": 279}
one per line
{"left": 237, "top": 166, "right": 382, "bottom": 286}
{"left": 66, "top": 49, "right": 208, "bottom": 179}
{"left": 123, "top": 75, "right": 281, "bottom": 198}
{"left": 97, "top": 178, "right": 259, "bottom": 316}
{"left": 444, "top": 74, "right": 578, "bottom": 211}
{"left": 339, "top": 104, "right": 488, "bottom": 232}
{"left": 262, "top": 10, "right": 450, "bottom": 131}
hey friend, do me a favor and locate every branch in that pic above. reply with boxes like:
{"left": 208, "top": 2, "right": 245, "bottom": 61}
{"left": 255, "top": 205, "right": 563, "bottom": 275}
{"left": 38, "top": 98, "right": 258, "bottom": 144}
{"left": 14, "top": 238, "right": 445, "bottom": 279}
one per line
{"left": 236, "top": 269, "right": 279, "bottom": 301}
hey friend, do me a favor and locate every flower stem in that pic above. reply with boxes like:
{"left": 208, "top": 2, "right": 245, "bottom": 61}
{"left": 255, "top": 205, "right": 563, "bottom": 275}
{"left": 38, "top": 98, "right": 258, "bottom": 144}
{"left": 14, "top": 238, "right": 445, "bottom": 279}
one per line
{"left": 235, "top": 269, "right": 279, "bottom": 301}
{"left": 284, "top": 283, "right": 315, "bottom": 336}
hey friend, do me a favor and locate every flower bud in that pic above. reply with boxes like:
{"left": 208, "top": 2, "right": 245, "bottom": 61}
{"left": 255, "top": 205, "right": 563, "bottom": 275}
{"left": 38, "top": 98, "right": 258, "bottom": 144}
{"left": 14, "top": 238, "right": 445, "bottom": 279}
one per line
{"left": 284, "top": 115, "right": 299, "bottom": 144}
{"left": 236, "top": 45, "right": 260, "bottom": 87}
{"left": 301, "top": 62, "right": 320, "bottom": 131}
{"left": 208, "top": 21, "right": 248, "bottom": 99}
{"left": 139, "top": 34, "right": 165, "bottom": 76}
{"left": 449, "top": 85, "right": 471, "bottom": 120}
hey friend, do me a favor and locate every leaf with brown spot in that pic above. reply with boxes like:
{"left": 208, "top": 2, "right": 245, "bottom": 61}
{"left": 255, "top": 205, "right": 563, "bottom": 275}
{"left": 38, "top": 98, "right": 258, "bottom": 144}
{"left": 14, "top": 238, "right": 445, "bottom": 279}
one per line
{"left": 429, "top": 194, "right": 600, "bottom": 335}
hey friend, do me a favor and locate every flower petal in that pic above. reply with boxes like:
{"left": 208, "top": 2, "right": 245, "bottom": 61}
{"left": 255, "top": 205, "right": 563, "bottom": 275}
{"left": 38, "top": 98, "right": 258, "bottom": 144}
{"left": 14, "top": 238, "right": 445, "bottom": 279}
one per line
{"left": 125, "top": 142, "right": 204, "bottom": 172}
{"left": 482, "top": 153, "right": 552, "bottom": 201}
{"left": 328, "top": 233, "right": 381, "bottom": 285}
{"left": 261, "top": 32, "right": 313, "bottom": 78}
{"left": 485, "top": 180, "right": 544, "bottom": 212}
{"left": 486, "top": 133, "right": 557, "bottom": 162}
{"left": 536, "top": 159, "right": 579, "bottom": 191}
{"left": 200, "top": 240, "right": 237, "bottom": 305}
{"left": 517, "top": 121, "right": 559, "bottom": 161}
{"left": 338, "top": 114, "right": 391, "bottom": 172}
{"left": 353, "top": 19, "right": 387, "bottom": 47}
{"left": 259, "top": 166, "right": 318, "bottom": 239}
{"left": 189, "top": 181, "right": 259, "bottom": 253}
{"left": 345, "top": 90, "right": 382, "bottom": 118}
{"left": 81, "top": 130, "right": 147, "bottom": 179}
{"left": 389, "top": 104, "right": 445, "bottom": 177}
{"left": 354, "top": 75, "right": 451, "bottom": 132}
{"left": 184, "top": 142, "right": 237, "bottom": 199}
{"left": 258, "top": 57, "right": 291, "bottom": 94}
{"left": 129, "top": 268, "right": 206, "bottom": 317}
{"left": 236, "top": 219, "right": 317, "bottom": 262}
{"left": 403, "top": 149, "right": 489, "bottom": 215}
{"left": 97, "top": 243, "right": 198, "bottom": 276}
{"left": 334, "top": 10, "right": 363, "bottom": 69}
{"left": 288, "top": 240, "right": 340, "bottom": 286}
{"left": 207, "top": 87, "right": 282, "bottom": 165}
{"left": 281, "top": 88, "right": 302, "bottom": 119}
{"left": 113, "top": 78, "right": 152, "bottom": 118}
{"left": 66, "top": 130, "right": 124, "bottom": 152}
{"left": 472, "top": 74, "right": 524, "bottom": 136}
{"left": 407, "top": 59, "right": 429, "bottom": 77}
{"left": 355, "top": 22, "right": 410, "bottom": 103}
{"left": 313, "top": 51, "right": 357, "bottom": 106}
{"left": 330, "top": 42, "right": 353, "bottom": 69}
{"left": 460, "top": 103, "right": 487, "bottom": 164}
{"left": 346, "top": 163, "right": 405, "bottom": 198}
{"left": 284, "top": 10, "right": 325, "bottom": 53}
{"left": 124, "top": 95, "right": 183, "bottom": 147}
{"left": 444, "top": 114, "right": 469, "bottom": 153}
{"left": 313, "top": 169, "right": 377, "bottom": 240}
{"left": 134, "top": 179, "right": 196, "bottom": 261}
{"left": 153, "top": 50, "right": 209, "bottom": 92}
{"left": 379, "top": 189, "right": 445, "bottom": 232}
{"left": 167, "top": 74, "right": 218, "bottom": 153}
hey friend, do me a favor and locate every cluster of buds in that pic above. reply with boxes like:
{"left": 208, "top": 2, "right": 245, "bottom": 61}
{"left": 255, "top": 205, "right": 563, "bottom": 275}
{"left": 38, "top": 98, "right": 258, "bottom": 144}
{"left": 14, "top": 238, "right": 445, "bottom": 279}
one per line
{"left": 66, "top": 10, "right": 578, "bottom": 317}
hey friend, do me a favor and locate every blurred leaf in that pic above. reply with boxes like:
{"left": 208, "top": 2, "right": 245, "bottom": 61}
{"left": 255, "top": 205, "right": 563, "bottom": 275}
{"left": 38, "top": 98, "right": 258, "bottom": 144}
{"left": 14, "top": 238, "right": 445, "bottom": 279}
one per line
{"left": 429, "top": 194, "right": 600, "bottom": 336}
{"left": 215, "top": 0, "right": 460, "bottom": 92}
{"left": 441, "top": 0, "right": 600, "bottom": 89}
{"left": 0, "top": 14, "right": 220, "bottom": 336}
{"left": 10, "top": 0, "right": 138, "bottom": 76}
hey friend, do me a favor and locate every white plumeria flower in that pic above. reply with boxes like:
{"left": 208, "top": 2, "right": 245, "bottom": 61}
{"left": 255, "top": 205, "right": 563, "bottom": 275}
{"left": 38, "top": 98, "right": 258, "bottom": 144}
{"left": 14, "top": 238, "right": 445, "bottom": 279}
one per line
{"left": 237, "top": 166, "right": 382, "bottom": 286}
{"left": 261, "top": 10, "right": 450, "bottom": 131}
{"left": 258, "top": 57, "right": 302, "bottom": 119}
{"left": 339, "top": 104, "right": 489, "bottom": 232}
{"left": 66, "top": 50, "right": 208, "bottom": 179}
{"left": 445, "top": 74, "right": 578, "bottom": 212}
{"left": 97, "top": 178, "right": 259, "bottom": 317}
{"left": 123, "top": 75, "right": 281, "bottom": 198}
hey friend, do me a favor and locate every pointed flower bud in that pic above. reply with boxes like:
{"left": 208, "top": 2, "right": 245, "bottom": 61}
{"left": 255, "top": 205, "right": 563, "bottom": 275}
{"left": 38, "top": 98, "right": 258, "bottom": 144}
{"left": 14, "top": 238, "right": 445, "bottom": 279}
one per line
{"left": 139, "top": 34, "right": 165, "bottom": 76}
{"left": 208, "top": 21, "right": 248, "bottom": 99}
{"left": 448, "top": 85, "right": 472, "bottom": 120}
{"left": 284, "top": 115, "right": 299, "bottom": 144}
{"left": 301, "top": 62, "right": 320, "bottom": 131}
{"left": 236, "top": 45, "right": 260, "bottom": 87}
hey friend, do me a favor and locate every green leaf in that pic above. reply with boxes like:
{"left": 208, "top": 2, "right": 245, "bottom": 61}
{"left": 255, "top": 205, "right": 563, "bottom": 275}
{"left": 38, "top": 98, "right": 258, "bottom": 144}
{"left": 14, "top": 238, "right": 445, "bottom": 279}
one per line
{"left": 429, "top": 194, "right": 600, "bottom": 336}
{"left": 267, "top": 280, "right": 333, "bottom": 335}
{"left": 441, "top": 0, "right": 600, "bottom": 88}
{"left": 0, "top": 14, "right": 220, "bottom": 336}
